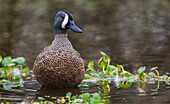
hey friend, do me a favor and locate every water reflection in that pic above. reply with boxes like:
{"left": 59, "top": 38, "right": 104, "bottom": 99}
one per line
{"left": 0, "top": 0, "right": 170, "bottom": 103}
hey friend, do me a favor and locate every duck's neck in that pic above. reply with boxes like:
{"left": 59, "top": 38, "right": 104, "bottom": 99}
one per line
{"left": 54, "top": 29, "right": 67, "bottom": 34}
{"left": 54, "top": 34, "right": 68, "bottom": 39}
{"left": 51, "top": 34, "right": 73, "bottom": 48}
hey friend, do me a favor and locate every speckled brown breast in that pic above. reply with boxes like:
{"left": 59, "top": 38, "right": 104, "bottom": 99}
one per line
{"left": 33, "top": 34, "right": 85, "bottom": 88}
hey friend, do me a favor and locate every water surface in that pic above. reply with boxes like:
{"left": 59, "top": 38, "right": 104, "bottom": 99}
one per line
{"left": 0, "top": 0, "right": 170, "bottom": 103}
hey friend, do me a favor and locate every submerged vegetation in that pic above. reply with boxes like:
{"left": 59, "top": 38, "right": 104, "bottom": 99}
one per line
{"left": 0, "top": 51, "right": 170, "bottom": 103}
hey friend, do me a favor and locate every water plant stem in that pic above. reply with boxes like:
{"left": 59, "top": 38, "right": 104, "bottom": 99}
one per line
{"left": 102, "top": 66, "right": 105, "bottom": 74}
{"left": 156, "top": 80, "right": 160, "bottom": 89}
{"left": 155, "top": 69, "right": 160, "bottom": 78}
{"left": 7, "top": 66, "right": 11, "bottom": 81}
{"left": 154, "top": 70, "right": 160, "bottom": 81}
{"left": 97, "top": 56, "right": 103, "bottom": 72}
{"left": 20, "top": 65, "right": 23, "bottom": 74}
{"left": 106, "top": 58, "right": 110, "bottom": 74}
{"left": 111, "top": 70, "right": 119, "bottom": 75}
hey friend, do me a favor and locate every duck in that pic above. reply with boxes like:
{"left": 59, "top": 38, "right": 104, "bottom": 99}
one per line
{"left": 33, "top": 10, "right": 85, "bottom": 88}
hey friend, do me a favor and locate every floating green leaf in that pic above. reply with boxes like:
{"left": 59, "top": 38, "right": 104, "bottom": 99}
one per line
{"left": 86, "top": 68, "right": 91, "bottom": 72}
{"left": 100, "top": 51, "right": 110, "bottom": 62}
{"left": 128, "top": 77, "right": 138, "bottom": 82}
{"left": 15, "top": 75, "right": 21, "bottom": 81}
{"left": 150, "top": 67, "right": 158, "bottom": 71}
{"left": 137, "top": 66, "right": 146, "bottom": 75}
{"left": 109, "top": 65, "right": 117, "bottom": 71}
{"left": 71, "top": 96, "right": 77, "bottom": 100}
{"left": 118, "top": 81, "right": 132, "bottom": 88}
{"left": 12, "top": 57, "right": 25, "bottom": 64}
{"left": 82, "top": 93, "right": 90, "bottom": 102}
{"left": 3, "top": 84, "right": 13, "bottom": 90}
{"left": 66, "top": 92, "right": 72, "bottom": 98}
{"left": 88, "top": 61, "right": 94, "bottom": 68}
{"left": 2, "top": 57, "right": 12, "bottom": 66}
{"left": 120, "top": 71, "right": 132, "bottom": 78}
{"left": 92, "top": 93, "right": 100, "bottom": 99}
{"left": 78, "top": 94, "right": 83, "bottom": 99}
{"left": 162, "top": 75, "right": 168, "bottom": 80}
{"left": 24, "top": 67, "right": 29, "bottom": 75}
{"left": 87, "top": 61, "right": 95, "bottom": 72}
{"left": 98, "top": 72, "right": 103, "bottom": 77}
{"left": 91, "top": 93, "right": 101, "bottom": 104}
{"left": 100, "top": 51, "right": 107, "bottom": 57}
{"left": 84, "top": 74, "right": 90, "bottom": 79}
{"left": 100, "top": 62, "right": 105, "bottom": 67}
{"left": 116, "top": 64, "right": 124, "bottom": 71}
{"left": 38, "top": 97, "right": 45, "bottom": 100}
{"left": 148, "top": 72, "right": 156, "bottom": 78}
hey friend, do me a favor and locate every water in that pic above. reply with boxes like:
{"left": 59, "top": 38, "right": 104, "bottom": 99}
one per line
{"left": 0, "top": 0, "right": 170, "bottom": 103}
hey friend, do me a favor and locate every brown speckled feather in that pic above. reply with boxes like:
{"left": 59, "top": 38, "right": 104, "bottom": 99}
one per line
{"left": 33, "top": 34, "right": 85, "bottom": 88}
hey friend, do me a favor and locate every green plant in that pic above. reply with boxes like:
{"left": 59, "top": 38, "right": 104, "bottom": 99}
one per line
{"left": 0, "top": 55, "right": 29, "bottom": 90}
{"left": 83, "top": 51, "right": 170, "bottom": 94}
{"left": 32, "top": 92, "right": 104, "bottom": 104}
{"left": 65, "top": 92, "right": 72, "bottom": 103}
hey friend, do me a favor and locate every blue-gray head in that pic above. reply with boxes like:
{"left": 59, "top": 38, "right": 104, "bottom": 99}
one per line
{"left": 53, "top": 10, "right": 82, "bottom": 35}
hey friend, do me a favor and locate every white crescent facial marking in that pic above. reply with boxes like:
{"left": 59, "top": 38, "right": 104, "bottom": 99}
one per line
{"left": 61, "top": 13, "right": 69, "bottom": 29}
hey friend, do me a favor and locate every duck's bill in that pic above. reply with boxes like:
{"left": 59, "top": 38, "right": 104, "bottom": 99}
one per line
{"left": 67, "top": 21, "right": 82, "bottom": 33}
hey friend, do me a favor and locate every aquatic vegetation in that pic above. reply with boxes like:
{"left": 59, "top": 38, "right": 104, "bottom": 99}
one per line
{"left": 1, "top": 52, "right": 170, "bottom": 103}
{"left": 32, "top": 92, "right": 103, "bottom": 104}
{"left": 64, "top": 92, "right": 102, "bottom": 104}
{"left": 0, "top": 55, "right": 29, "bottom": 90}
{"left": 83, "top": 51, "right": 170, "bottom": 93}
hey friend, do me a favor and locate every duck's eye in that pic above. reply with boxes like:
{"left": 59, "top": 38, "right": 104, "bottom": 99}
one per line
{"left": 61, "top": 14, "right": 65, "bottom": 19}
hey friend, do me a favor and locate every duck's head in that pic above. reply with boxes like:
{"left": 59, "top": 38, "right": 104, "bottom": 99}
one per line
{"left": 53, "top": 10, "right": 82, "bottom": 35}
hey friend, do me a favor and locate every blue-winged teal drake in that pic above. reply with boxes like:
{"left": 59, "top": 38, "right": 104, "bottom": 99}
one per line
{"left": 33, "top": 10, "right": 85, "bottom": 88}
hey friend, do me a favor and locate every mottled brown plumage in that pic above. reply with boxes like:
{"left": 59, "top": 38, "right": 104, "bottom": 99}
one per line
{"left": 33, "top": 34, "right": 85, "bottom": 88}
{"left": 33, "top": 10, "right": 85, "bottom": 88}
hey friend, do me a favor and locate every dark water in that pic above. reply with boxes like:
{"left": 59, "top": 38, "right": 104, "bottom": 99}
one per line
{"left": 0, "top": 0, "right": 170, "bottom": 103}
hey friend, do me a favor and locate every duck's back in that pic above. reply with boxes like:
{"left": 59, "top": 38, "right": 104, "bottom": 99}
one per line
{"left": 33, "top": 34, "right": 85, "bottom": 88}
